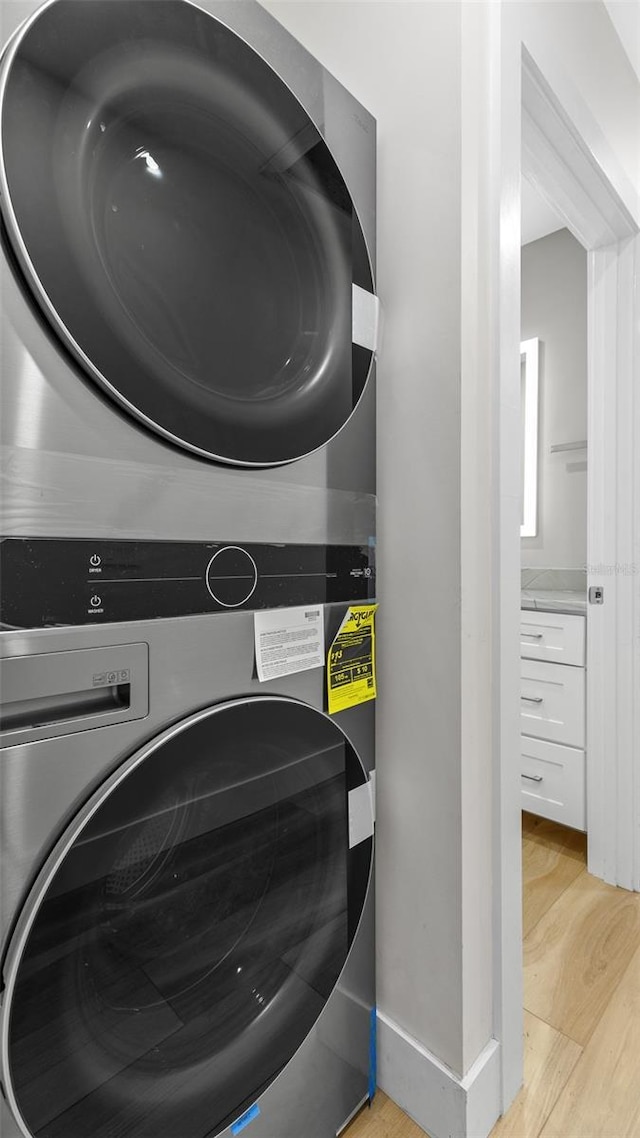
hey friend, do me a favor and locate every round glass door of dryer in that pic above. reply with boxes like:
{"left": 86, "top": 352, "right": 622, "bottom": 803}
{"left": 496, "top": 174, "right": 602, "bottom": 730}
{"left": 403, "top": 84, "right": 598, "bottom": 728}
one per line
{"left": 2, "top": 698, "right": 373, "bottom": 1138}
{"left": 0, "top": 0, "right": 375, "bottom": 466}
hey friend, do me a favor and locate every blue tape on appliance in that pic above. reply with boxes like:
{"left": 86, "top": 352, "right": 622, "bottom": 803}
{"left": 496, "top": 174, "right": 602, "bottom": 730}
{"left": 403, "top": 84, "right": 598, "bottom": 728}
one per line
{"left": 231, "top": 1103, "right": 261, "bottom": 1135}
{"left": 369, "top": 1006, "right": 377, "bottom": 1101}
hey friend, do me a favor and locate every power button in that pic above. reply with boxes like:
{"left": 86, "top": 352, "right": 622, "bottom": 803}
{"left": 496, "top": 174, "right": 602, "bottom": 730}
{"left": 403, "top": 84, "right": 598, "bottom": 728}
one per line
{"left": 89, "top": 553, "right": 101, "bottom": 567}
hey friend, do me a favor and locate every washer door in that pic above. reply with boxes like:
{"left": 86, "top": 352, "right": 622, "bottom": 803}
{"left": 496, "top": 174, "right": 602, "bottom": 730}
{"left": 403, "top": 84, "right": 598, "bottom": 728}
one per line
{"left": 2, "top": 698, "right": 373, "bottom": 1138}
{"left": 0, "top": 0, "right": 375, "bottom": 466}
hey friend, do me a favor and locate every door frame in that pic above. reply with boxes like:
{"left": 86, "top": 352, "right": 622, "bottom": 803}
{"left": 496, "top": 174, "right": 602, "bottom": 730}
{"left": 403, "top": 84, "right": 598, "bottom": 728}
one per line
{"left": 520, "top": 50, "right": 640, "bottom": 888}
{"left": 490, "top": 30, "right": 640, "bottom": 1117}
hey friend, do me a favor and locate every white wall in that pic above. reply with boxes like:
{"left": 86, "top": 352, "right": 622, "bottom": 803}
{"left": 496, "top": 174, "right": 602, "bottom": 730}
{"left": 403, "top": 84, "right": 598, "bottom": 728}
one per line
{"left": 521, "top": 228, "right": 588, "bottom": 568}
{"left": 604, "top": 0, "right": 640, "bottom": 91}
{"left": 260, "top": 0, "right": 467, "bottom": 1076}
{"left": 259, "top": 3, "right": 640, "bottom": 1135}
{"left": 509, "top": 1, "right": 640, "bottom": 192}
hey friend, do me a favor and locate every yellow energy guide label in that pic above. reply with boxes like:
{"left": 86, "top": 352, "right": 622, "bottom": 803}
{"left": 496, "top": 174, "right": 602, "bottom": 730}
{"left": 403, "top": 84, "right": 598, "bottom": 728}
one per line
{"left": 327, "top": 604, "right": 378, "bottom": 715}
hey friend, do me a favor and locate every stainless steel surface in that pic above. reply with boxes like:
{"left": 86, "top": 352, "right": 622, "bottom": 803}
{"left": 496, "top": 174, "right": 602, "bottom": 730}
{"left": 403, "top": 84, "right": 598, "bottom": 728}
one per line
{"left": 0, "top": 609, "right": 375, "bottom": 1138}
{"left": 336, "top": 1094, "right": 369, "bottom": 1136}
{"left": 0, "top": 606, "right": 375, "bottom": 926}
{"left": 0, "top": 642, "right": 148, "bottom": 747}
{"left": 1, "top": 0, "right": 376, "bottom": 548}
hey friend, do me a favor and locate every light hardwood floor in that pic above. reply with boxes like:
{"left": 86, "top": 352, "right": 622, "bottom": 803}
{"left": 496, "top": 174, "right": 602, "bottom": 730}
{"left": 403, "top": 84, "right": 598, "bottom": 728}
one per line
{"left": 343, "top": 1091, "right": 429, "bottom": 1138}
{"left": 345, "top": 812, "right": 640, "bottom": 1138}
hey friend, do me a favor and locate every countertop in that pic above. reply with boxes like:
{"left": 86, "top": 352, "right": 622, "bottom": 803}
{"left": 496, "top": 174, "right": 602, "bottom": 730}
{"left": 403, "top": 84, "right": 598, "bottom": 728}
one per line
{"left": 521, "top": 588, "right": 587, "bottom": 616}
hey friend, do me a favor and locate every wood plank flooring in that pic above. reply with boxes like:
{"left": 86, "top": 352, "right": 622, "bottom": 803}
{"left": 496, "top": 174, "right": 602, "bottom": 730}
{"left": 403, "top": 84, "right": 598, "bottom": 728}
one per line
{"left": 344, "top": 1091, "right": 429, "bottom": 1138}
{"left": 490, "top": 1011, "right": 581, "bottom": 1138}
{"left": 522, "top": 814, "right": 586, "bottom": 936}
{"left": 345, "top": 812, "right": 640, "bottom": 1138}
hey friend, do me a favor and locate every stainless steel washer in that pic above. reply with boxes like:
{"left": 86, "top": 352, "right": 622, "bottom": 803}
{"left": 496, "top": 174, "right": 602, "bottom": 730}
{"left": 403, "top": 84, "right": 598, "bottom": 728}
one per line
{"left": 0, "top": 607, "right": 375, "bottom": 1138}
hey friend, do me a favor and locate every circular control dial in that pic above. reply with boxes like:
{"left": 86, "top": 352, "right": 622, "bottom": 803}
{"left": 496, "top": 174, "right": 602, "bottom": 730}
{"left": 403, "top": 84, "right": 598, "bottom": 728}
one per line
{"left": 206, "top": 546, "right": 258, "bottom": 608}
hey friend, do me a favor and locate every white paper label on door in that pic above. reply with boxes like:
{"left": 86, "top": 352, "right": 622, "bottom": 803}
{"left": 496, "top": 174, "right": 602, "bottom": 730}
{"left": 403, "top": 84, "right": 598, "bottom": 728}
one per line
{"left": 348, "top": 780, "right": 375, "bottom": 848}
{"left": 254, "top": 606, "right": 324, "bottom": 683}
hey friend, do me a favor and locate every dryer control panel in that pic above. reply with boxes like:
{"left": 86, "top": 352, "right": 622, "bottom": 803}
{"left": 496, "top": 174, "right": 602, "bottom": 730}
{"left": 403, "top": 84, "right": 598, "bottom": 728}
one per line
{"left": 0, "top": 538, "right": 376, "bottom": 629}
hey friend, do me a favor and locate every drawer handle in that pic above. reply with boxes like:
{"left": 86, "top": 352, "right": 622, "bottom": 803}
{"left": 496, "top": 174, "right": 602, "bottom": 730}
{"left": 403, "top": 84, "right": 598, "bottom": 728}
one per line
{"left": 521, "top": 695, "right": 544, "bottom": 703}
{"left": 522, "top": 632, "right": 543, "bottom": 639}
{"left": 522, "top": 773, "right": 544, "bottom": 783}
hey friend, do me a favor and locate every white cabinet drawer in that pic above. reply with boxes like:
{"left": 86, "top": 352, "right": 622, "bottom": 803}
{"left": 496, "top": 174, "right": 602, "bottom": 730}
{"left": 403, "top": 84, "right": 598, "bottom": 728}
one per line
{"left": 520, "top": 659, "right": 585, "bottom": 747}
{"left": 521, "top": 736, "right": 586, "bottom": 831}
{"left": 520, "top": 611, "right": 585, "bottom": 666}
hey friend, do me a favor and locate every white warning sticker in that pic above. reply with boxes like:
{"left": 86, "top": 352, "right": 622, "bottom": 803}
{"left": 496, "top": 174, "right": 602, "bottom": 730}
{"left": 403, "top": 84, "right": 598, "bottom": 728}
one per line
{"left": 254, "top": 606, "right": 324, "bottom": 683}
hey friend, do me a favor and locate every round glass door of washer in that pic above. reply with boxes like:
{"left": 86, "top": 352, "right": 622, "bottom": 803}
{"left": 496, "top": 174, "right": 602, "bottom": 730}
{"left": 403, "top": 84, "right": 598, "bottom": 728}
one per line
{"left": 2, "top": 698, "right": 373, "bottom": 1138}
{"left": 0, "top": 0, "right": 375, "bottom": 465}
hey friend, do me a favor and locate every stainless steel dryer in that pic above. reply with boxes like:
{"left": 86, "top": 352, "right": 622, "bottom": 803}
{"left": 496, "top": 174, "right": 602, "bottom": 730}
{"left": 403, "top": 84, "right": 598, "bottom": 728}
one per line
{"left": 0, "top": 598, "right": 375, "bottom": 1138}
{"left": 0, "top": 0, "right": 377, "bottom": 550}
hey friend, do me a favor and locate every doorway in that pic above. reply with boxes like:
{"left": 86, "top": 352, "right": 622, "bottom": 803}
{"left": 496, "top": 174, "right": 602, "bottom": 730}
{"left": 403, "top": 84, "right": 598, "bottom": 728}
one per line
{"left": 519, "top": 214, "right": 588, "bottom": 835}
{"left": 494, "top": 42, "right": 640, "bottom": 1119}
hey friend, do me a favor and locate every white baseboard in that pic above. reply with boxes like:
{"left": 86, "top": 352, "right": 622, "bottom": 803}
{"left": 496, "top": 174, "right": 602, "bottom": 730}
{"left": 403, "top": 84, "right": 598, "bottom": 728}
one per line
{"left": 377, "top": 1011, "right": 502, "bottom": 1138}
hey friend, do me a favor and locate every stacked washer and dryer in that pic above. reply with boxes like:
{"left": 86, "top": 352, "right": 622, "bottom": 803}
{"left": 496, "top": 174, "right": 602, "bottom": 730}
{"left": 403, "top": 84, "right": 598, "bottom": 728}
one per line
{"left": 0, "top": 3, "right": 377, "bottom": 1137}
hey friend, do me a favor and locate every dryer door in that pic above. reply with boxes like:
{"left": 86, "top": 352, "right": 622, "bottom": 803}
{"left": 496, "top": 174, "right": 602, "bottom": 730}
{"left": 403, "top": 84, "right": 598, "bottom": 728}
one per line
{"left": 0, "top": 0, "right": 375, "bottom": 466}
{"left": 1, "top": 697, "right": 373, "bottom": 1138}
